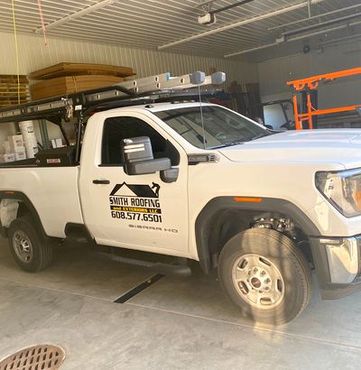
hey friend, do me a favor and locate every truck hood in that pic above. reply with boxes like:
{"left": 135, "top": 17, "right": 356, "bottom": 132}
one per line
{"left": 219, "top": 129, "right": 361, "bottom": 167}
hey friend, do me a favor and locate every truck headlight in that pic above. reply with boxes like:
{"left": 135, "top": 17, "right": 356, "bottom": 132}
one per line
{"left": 315, "top": 168, "right": 361, "bottom": 217}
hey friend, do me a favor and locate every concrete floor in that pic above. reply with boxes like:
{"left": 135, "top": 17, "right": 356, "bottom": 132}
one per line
{"left": 1, "top": 238, "right": 361, "bottom": 369}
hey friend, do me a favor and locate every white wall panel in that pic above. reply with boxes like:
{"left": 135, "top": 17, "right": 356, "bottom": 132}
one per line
{"left": 0, "top": 31, "right": 258, "bottom": 84}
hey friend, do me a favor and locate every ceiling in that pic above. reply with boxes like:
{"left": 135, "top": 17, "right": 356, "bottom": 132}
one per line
{"left": 0, "top": 0, "right": 361, "bottom": 61}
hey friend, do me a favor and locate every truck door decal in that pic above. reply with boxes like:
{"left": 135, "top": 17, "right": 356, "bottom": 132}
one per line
{"left": 109, "top": 182, "right": 163, "bottom": 223}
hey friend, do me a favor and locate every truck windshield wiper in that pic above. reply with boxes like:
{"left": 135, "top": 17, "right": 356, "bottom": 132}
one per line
{"left": 223, "top": 134, "right": 270, "bottom": 146}
{"left": 250, "top": 132, "right": 270, "bottom": 141}
{"left": 209, "top": 132, "right": 270, "bottom": 149}
{"left": 210, "top": 139, "right": 247, "bottom": 149}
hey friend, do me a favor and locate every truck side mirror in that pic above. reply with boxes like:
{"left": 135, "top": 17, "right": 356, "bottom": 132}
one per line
{"left": 121, "top": 136, "right": 171, "bottom": 175}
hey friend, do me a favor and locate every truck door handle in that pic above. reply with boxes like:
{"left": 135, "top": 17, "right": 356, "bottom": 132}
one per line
{"left": 92, "top": 179, "right": 110, "bottom": 185}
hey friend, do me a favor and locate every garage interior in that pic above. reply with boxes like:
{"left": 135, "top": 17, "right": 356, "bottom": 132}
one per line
{"left": 0, "top": 0, "right": 361, "bottom": 369}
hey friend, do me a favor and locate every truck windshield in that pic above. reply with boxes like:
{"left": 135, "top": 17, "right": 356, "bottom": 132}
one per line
{"left": 154, "top": 106, "right": 270, "bottom": 149}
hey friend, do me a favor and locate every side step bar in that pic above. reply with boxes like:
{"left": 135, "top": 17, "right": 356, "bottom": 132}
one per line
{"left": 98, "top": 252, "right": 192, "bottom": 277}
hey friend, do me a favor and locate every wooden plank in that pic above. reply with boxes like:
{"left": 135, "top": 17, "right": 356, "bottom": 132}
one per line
{"left": 0, "top": 87, "right": 29, "bottom": 92}
{"left": 0, "top": 81, "right": 28, "bottom": 85}
{"left": 0, "top": 100, "right": 25, "bottom": 103}
{"left": 30, "top": 74, "right": 124, "bottom": 100}
{"left": 0, "top": 95, "right": 29, "bottom": 99}
{"left": 0, "top": 85, "right": 27, "bottom": 89}
{"left": 0, "top": 75, "right": 28, "bottom": 83}
{"left": 0, "top": 74, "right": 30, "bottom": 108}
{"left": 0, "top": 95, "right": 28, "bottom": 100}
{"left": 29, "top": 62, "right": 135, "bottom": 80}
{"left": 0, "top": 100, "right": 28, "bottom": 107}
{"left": 0, "top": 92, "right": 29, "bottom": 96}
{"left": 0, "top": 84, "right": 28, "bottom": 88}
{"left": 0, "top": 94, "right": 28, "bottom": 99}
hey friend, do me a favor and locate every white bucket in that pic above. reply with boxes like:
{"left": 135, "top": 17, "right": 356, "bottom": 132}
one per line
{"left": 19, "top": 121, "right": 38, "bottom": 159}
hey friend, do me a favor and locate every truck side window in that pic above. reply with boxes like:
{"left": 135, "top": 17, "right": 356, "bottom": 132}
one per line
{"left": 101, "top": 116, "right": 180, "bottom": 166}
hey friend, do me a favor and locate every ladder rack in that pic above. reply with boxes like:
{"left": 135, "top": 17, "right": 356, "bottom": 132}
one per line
{"left": 0, "top": 71, "right": 226, "bottom": 124}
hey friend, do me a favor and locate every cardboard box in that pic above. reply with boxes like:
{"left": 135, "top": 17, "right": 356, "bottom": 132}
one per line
{"left": 1, "top": 153, "right": 16, "bottom": 163}
{"left": 8, "top": 135, "right": 24, "bottom": 152}
{"left": 51, "top": 138, "right": 64, "bottom": 149}
{"left": 3, "top": 141, "right": 10, "bottom": 154}
{"left": 15, "top": 151, "right": 26, "bottom": 161}
{"left": 12, "top": 145, "right": 26, "bottom": 153}
{"left": 55, "top": 138, "right": 63, "bottom": 148}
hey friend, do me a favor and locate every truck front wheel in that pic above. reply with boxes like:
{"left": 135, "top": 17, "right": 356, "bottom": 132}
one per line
{"left": 218, "top": 228, "right": 311, "bottom": 325}
{"left": 8, "top": 216, "right": 53, "bottom": 272}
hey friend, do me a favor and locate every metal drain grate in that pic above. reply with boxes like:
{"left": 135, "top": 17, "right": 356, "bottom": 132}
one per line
{"left": 0, "top": 344, "right": 65, "bottom": 370}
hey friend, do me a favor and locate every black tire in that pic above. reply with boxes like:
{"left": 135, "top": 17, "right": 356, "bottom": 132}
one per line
{"left": 8, "top": 216, "right": 53, "bottom": 272}
{"left": 218, "top": 228, "right": 311, "bottom": 325}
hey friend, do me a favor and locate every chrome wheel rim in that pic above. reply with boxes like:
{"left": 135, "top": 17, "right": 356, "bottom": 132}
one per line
{"left": 232, "top": 254, "right": 285, "bottom": 309}
{"left": 12, "top": 231, "right": 33, "bottom": 263}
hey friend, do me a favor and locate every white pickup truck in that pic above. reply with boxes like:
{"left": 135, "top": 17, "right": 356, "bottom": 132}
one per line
{"left": 1, "top": 72, "right": 361, "bottom": 325}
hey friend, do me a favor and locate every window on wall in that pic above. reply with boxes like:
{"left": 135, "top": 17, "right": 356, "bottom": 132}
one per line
{"left": 101, "top": 116, "right": 180, "bottom": 166}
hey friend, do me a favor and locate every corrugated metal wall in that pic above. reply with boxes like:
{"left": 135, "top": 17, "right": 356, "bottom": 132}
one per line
{"left": 0, "top": 31, "right": 258, "bottom": 84}
{"left": 258, "top": 40, "right": 361, "bottom": 104}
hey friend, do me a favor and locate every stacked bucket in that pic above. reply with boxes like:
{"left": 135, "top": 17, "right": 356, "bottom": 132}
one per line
{"left": 19, "top": 121, "right": 38, "bottom": 159}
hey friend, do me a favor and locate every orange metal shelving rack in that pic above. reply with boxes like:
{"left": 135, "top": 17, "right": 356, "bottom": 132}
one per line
{"left": 287, "top": 66, "right": 361, "bottom": 130}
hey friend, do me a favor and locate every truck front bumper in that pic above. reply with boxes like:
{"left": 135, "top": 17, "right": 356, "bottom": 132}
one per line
{"left": 310, "top": 236, "right": 361, "bottom": 299}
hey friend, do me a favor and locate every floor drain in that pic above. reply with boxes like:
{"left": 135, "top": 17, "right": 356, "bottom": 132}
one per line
{"left": 0, "top": 344, "right": 65, "bottom": 370}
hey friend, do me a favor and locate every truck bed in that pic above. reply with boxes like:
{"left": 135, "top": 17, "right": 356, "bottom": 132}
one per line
{"left": 0, "top": 166, "right": 83, "bottom": 238}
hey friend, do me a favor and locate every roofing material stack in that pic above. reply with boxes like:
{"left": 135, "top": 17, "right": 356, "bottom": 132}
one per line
{"left": 0, "top": 75, "right": 30, "bottom": 107}
{"left": 29, "top": 62, "right": 136, "bottom": 100}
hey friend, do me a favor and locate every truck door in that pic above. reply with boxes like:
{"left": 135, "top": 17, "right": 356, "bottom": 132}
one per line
{"left": 79, "top": 112, "right": 189, "bottom": 257}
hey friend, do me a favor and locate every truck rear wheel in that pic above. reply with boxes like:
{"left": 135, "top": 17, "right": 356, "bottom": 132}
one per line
{"left": 8, "top": 216, "right": 53, "bottom": 272}
{"left": 218, "top": 228, "right": 311, "bottom": 325}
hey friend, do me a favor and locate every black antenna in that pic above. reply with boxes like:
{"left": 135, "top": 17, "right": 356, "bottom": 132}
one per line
{"left": 198, "top": 85, "right": 206, "bottom": 149}
{"left": 189, "top": 71, "right": 207, "bottom": 149}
